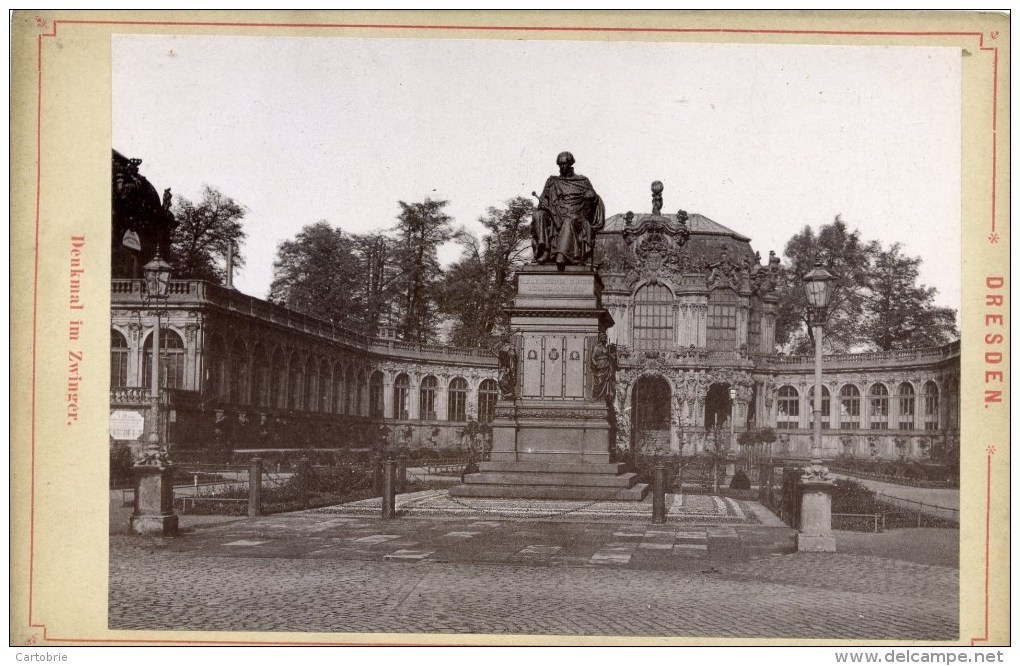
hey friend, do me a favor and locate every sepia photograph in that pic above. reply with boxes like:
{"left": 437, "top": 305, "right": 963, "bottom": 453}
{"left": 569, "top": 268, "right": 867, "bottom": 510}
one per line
{"left": 10, "top": 11, "right": 1009, "bottom": 649}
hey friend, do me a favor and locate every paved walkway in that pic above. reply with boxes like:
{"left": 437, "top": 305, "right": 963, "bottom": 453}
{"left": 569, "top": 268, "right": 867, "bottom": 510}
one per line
{"left": 108, "top": 494, "right": 958, "bottom": 641}
{"left": 834, "top": 475, "right": 959, "bottom": 522}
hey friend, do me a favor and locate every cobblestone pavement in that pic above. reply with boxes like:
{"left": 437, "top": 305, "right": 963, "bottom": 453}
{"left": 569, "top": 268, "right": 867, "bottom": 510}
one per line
{"left": 108, "top": 510, "right": 958, "bottom": 641}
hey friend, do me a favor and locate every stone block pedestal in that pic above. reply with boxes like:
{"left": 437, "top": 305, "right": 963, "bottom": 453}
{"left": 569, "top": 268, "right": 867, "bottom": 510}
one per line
{"left": 797, "top": 478, "right": 836, "bottom": 552}
{"left": 451, "top": 265, "right": 647, "bottom": 501}
{"left": 130, "top": 465, "right": 179, "bottom": 537}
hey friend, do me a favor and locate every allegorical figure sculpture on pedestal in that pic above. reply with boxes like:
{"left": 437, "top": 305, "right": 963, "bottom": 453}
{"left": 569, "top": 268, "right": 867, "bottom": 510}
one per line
{"left": 531, "top": 151, "right": 605, "bottom": 269}
{"left": 497, "top": 330, "right": 518, "bottom": 399}
{"left": 591, "top": 331, "right": 616, "bottom": 400}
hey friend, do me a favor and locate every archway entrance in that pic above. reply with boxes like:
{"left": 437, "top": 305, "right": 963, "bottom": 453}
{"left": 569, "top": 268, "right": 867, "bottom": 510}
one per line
{"left": 704, "top": 383, "right": 733, "bottom": 433}
{"left": 632, "top": 375, "right": 671, "bottom": 452}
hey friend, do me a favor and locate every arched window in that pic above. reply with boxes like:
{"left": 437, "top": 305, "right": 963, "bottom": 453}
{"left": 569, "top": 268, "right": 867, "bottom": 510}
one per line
{"left": 633, "top": 283, "right": 674, "bottom": 351}
{"left": 923, "top": 381, "right": 939, "bottom": 430}
{"left": 707, "top": 289, "right": 738, "bottom": 350}
{"left": 319, "top": 360, "right": 332, "bottom": 412}
{"left": 252, "top": 344, "right": 270, "bottom": 408}
{"left": 896, "top": 382, "right": 915, "bottom": 430}
{"left": 333, "top": 364, "right": 345, "bottom": 414}
{"left": 356, "top": 370, "right": 367, "bottom": 416}
{"left": 302, "top": 358, "right": 317, "bottom": 412}
{"left": 393, "top": 373, "right": 410, "bottom": 419}
{"left": 288, "top": 354, "right": 304, "bottom": 410}
{"left": 777, "top": 386, "right": 799, "bottom": 429}
{"left": 270, "top": 349, "right": 287, "bottom": 409}
{"left": 807, "top": 385, "right": 830, "bottom": 430}
{"left": 344, "top": 365, "right": 355, "bottom": 415}
{"left": 230, "top": 339, "right": 249, "bottom": 404}
{"left": 204, "top": 334, "right": 226, "bottom": 400}
{"left": 110, "top": 329, "right": 128, "bottom": 389}
{"left": 478, "top": 379, "right": 499, "bottom": 424}
{"left": 419, "top": 375, "right": 438, "bottom": 420}
{"left": 868, "top": 383, "right": 889, "bottom": 430}
{"left": 448, "top": 377, "right": 468, "bottom": 422}
{"left": 838, "top": 384, "right": 861, "bottom": 429}
{"left": 369, "top": 371, "right": 384, "bottom": 418}
{"left": 143, "top": 328, "right": 186, "bottom": 390}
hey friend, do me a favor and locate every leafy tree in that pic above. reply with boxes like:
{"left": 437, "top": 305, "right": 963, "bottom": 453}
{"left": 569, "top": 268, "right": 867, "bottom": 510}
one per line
{"left": 862, "top": 243, "right": 958, "bottom": 350}
{"left": 440, "top": 197, "right": 533, "bottom": 346}
{"left": 270, "top": 221, "right": 357, "bottom": 323}
{"left": 774, "top": 217, "right": 879, "bottom": 353}
{"left": 169, "top": 186, "right": 247, "bottom": 283}
{"left": 393, "top": 198, "right": 459, "bottom": 343}
{"left": 775, "top": 217, "right": 957, "bottom": 354}
{"left": 353, "top": 232, "right": 402, "bottom": 334}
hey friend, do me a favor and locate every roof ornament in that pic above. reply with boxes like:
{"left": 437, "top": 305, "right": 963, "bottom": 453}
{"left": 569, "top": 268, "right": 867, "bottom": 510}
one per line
{"left": 651, "top": 180, "right": 664, "bottom": 215}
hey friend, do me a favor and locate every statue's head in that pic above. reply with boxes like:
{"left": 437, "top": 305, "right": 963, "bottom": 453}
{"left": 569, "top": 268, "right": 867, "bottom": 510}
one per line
{"left": 556, "top": 151, "right": 575, "bottom": 176}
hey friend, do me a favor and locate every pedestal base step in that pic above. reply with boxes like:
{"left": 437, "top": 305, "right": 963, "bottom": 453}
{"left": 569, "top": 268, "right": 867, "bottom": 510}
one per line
{"left": 481, "top": 461, "right": 626, "bottom": 475}
{"left": 450, "top": 461, "right": 649, "bottom": 501}
{"left": 466, "top": 471, "right": 640, "bottom": 488}
{"left": 449, "top": 483, "right": 649, "bottom": 501}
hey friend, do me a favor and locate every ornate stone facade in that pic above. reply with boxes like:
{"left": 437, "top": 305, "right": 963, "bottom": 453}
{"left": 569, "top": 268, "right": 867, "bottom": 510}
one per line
{"left": 109, "top": 169, "right": 958, "bottom": 462}
{"left": 110, "top": 279, "right": 499, "bottom": 452}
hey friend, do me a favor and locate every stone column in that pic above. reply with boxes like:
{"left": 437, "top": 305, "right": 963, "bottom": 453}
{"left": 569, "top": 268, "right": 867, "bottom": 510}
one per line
{"left": 127, "top": 323, "right": 143, "bottom": 386}
{"left": 408, "top": 375, "right": 420, "bottom": 421}
{"left": 437, "top": 376, "right": 449, "bottom": 422}
{"left": 184, "top": 323, "right": 201, "bottom": 392}
{"left": 695, "top": 303, "right": 708, "bottom": 348}
{"left": 382, "top": 373, "right": 394, "bottom": 420}
{"left": 737, "top": 303, "right": 749, "bottom": 350}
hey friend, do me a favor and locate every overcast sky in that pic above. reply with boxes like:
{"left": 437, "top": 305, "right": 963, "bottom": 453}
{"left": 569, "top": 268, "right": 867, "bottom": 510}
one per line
{"left": 113, "top": 35, "right": 961, "bottom": 310}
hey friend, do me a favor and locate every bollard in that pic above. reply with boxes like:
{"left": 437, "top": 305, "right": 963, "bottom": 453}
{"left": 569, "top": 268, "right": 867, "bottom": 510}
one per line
{"left": 248, "top": 457, "right": 263, "bottom": 518}
{"left": 397, "top": 454, "right": 407, "bottom": 493}
{"left": 373, "top": 455, "right": 383, "bottom": 495}
{"left": 382, "top": 459, "right": 397, "bottom": 519}
{"left": 298, "top": 456, "right": 311, "bottom": 510}
{"left": 652, "top": 464, "right": 666, "bottom": 524}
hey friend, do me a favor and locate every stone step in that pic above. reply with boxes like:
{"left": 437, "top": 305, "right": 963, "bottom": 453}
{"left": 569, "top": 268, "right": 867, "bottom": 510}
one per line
{"left": 463, "top": 471, "right": 639, "bottom": 488}
{"left": 479, "top": 461, "right": 627, "bottom": 475}
{"left": 449, "top": 483, "right": 650, "bottom": 501}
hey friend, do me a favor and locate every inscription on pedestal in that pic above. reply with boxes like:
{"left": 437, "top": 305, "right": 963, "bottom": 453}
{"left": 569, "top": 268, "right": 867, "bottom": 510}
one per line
{"left": 522, "top": 334, "right": 588, "bottom": 399}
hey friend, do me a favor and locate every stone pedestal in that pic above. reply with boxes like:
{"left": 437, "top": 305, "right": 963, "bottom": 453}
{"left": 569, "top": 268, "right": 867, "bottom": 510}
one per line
{"left": 451, "top": 265, "right": 648, "bottom": 501}
{"left": 797, "top": 479, "right": 836, "bottom": 552}
{"left": 130, "top": 465, "right": 179, "bottom": 537}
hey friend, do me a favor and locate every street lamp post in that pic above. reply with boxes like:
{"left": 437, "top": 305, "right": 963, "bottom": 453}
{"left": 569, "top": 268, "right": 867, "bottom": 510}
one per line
{"left": 142, "top": 252, "right": 172, "bottom": 462}
{"left": 130, "top": 252, "right": 178, "bottom": 537}
{"left": 728, "top": 385, "right": 737, "bottom": 469}
{"left": 803, "top": 261, "right": 835, "bottom": 464}
{"left": 797, "top": 260, "right": 837, "bottom": 552}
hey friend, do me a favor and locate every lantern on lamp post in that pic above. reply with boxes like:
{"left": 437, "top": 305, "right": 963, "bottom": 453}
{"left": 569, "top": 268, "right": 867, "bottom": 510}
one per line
{"left": 131, "top": 251, "right": 178, "bottom": 537}
{"left": 141, "top": 252, "right": 172, "bottom": 464}
{"left": 802, "top": 260, "right": 835, "bottom": 464}
{"left": 796, "top": 259, "right": 837, "bottom": 553}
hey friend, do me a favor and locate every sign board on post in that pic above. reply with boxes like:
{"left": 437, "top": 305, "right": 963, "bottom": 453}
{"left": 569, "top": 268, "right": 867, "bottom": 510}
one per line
{"left": 110, "top": 410, "right": 145, "bottom": 441}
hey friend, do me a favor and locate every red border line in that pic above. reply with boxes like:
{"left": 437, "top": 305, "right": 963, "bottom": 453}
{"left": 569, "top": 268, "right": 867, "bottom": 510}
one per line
{"left": 28, "top": 17, "right": 1001, "bottom": 647}
{"left": 45, "top": 20, "right": 991, "bottom": 36}
{"left": 28, "top": 20, "right": 58, "bottom": 635}
{"left": 969, "top": 448, "right": 994, "bottom": 645}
